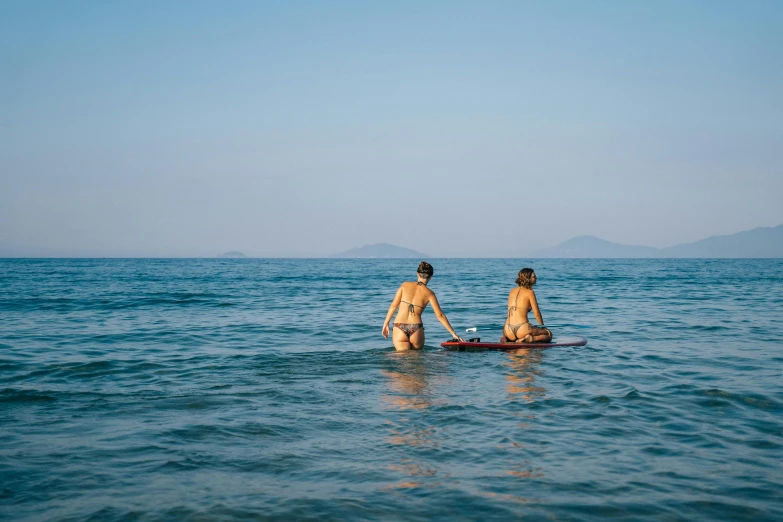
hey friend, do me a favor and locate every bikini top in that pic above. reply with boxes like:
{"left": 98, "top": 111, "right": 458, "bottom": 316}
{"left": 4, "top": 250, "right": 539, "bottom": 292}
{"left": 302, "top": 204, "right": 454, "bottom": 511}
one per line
{"left": 401, "top": 282, "right": 427, "bottom": 315}
{"left": 507, "top": 288, "right": 528, "bottom": 318}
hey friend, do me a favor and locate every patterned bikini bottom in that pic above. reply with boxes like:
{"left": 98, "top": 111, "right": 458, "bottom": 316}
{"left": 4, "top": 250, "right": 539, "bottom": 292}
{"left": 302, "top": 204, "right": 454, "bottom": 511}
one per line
{"left": 394, "top": 323, "right": 424, "bottom": 339}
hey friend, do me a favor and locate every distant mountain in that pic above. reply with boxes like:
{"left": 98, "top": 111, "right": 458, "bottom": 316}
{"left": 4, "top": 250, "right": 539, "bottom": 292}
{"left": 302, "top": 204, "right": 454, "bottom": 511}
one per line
{"left": 531, "top": 225, "right": 783, "bottom": 258}
{"left": 330, "top": 243, "right": 428, "bottom": 258}
{"left": 218, "top": 251, "right": 247, "bottom": 258}
{"left": 661, "top": 225, "right": 783, "bottom": 258}
{"left": 532, "top": 236, "right": 659, "bottom": 258}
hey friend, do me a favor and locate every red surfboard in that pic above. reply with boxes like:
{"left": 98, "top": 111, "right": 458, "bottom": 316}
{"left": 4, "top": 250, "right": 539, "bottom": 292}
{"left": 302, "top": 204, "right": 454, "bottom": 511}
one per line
{"left": 441, "top": 336, "right": 588, "bottom": 350}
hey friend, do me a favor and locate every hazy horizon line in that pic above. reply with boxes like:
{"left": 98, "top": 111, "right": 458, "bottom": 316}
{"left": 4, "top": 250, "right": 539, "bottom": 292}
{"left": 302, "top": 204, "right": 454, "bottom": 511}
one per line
{"left": 3, "top": 222, "right": 780, "bottom": 259}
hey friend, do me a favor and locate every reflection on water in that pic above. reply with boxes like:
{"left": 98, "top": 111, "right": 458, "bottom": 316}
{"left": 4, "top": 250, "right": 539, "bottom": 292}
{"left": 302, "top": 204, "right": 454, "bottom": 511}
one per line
{"left": 380, "top": 352, "right": 450, "bottom": 492}
{"left": 381, "top": 351, "right": 448, "bottom": 411}
{"left": 502, "top": 349, "right": 547, "bottom": 485}
{"left": 381, "top": 367, "right": 432, "bottom": 410}
{"left": 380, "top": 460, "right": 449, "bottom": 492}
{"left": 507, "top": 465, "right": 544, "bottom": 479}
{"left": 505, "top": 349, "right": 546, "bottom": 402}
{"left": 480, "top": 491, "right": 541, "bottom": 505}
{"left": 385, "top": 424, "right": 440, "bottom": 449}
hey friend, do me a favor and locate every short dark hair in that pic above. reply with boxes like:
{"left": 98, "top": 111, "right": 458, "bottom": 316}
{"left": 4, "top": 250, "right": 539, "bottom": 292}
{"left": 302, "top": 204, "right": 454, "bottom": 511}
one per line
{"left": 515, "top": 268, "right": 535, "bottom": 288}
{"left": 417, "top": 261, "right": 434, "bottom": 277}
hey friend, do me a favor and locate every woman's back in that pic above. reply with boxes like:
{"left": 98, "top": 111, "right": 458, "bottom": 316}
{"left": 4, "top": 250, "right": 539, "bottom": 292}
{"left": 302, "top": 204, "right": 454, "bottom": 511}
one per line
{"left": 507, "top": 287, "right": 533, "bottom": 324}
{"left": 396, "top": 282, "right": 432, "bottom": 323}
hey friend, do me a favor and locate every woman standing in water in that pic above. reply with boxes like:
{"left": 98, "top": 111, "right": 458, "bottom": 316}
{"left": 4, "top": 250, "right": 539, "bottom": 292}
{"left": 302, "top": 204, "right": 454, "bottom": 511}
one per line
{"left": 382, "top": 261, "right": 464, "bottom": 351}
{"left": 503, "top": 268, "right": 553, "bottom": 343}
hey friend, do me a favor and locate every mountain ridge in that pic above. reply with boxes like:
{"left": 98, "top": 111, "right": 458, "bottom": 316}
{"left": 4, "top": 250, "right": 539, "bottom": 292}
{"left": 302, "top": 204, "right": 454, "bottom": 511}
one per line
{"left": 531, "top": 224, "right": 783, "bottom": 258}
{"left": 330, "top": 243, "right": 429, "bottom": 259}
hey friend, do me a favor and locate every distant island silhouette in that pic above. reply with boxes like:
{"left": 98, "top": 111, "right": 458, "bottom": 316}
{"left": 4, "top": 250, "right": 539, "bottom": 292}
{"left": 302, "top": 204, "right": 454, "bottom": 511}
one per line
{"left": 2, "top": 225, "right": 780, "bottom": 258}
{"left": 531, "top": 224, "right": 783, "bottom": 258}
{"left": 330, "top": 243, "right": 428, "bottom": 258}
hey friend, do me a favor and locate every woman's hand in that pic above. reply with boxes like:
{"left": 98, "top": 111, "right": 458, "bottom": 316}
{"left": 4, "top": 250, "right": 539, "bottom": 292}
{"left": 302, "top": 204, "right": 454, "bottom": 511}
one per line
{"left": 382, "top": 324, "right": 390, "bottom": 339}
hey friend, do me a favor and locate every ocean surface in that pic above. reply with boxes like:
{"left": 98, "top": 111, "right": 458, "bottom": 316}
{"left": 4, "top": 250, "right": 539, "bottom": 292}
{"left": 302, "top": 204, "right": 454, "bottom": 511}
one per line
{"left": 1, "top": 258, "right": 782, "bottom": 521}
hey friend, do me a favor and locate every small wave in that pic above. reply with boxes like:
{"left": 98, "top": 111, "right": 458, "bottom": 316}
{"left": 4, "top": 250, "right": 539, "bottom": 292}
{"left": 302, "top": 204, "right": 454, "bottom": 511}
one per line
{"left": 697, "top": 389, "right": 781, "bottom": 412}
{"left": 0, "top": 388, "right": 57, "bottom": 403}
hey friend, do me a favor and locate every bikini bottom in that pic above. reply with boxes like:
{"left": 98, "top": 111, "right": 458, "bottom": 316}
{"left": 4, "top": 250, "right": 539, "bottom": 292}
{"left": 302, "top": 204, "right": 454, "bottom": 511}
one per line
{"left": 505, "top": 321, "right": 530, "bottom": 339}
{"left": 394, "top": 323, "right": 424, "bottom": 339}
{"left": 504, "top": 322, "right": 551, "bottom": 343}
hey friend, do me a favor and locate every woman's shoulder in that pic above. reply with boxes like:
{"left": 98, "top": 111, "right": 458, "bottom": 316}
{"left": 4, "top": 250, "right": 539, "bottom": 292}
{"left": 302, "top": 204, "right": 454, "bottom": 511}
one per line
{"left": 407, "top": 281, "right": 434, "bottom": 295}
{"left": 399, "top": 281, "right": 423, "bottom": 293}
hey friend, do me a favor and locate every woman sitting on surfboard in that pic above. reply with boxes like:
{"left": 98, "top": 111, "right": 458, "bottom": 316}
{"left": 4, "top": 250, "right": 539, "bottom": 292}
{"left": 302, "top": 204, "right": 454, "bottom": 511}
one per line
{"left": 382, "top": 261, "right": 464, "bottom": 351}
{"left": 502, "top": 268, "right": 553, "bottom": 343}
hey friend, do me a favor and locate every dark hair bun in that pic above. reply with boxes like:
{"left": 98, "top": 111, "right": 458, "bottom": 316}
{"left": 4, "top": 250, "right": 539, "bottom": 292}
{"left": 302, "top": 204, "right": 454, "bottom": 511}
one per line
{"left": 417, "top": 261, "right": 434, "bottom": 277}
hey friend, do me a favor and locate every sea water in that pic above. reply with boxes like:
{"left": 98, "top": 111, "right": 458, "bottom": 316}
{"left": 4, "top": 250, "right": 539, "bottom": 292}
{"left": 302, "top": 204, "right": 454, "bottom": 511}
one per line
{"left": 1, "top": 258, "right": 781, "bottom": 521}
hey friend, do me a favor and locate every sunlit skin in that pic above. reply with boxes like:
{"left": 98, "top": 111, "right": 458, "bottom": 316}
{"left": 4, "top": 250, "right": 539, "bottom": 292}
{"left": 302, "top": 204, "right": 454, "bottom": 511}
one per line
{"left": 503, "top": 270, "right": 553, "bottom": 343}
{"left": 382, "top": 268, "right": 464, "bottom": 351}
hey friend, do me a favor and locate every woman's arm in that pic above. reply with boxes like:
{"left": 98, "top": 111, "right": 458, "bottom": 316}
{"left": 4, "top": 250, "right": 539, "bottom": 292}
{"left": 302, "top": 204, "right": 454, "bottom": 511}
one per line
{"left": 429, "top": 292, "right": 463, "bottom": 340}
{"left": 382, "top": 286, "right": 403, "bottom": 338}
{"left": 530, "top": 290, "right": 544, "bottom": 326}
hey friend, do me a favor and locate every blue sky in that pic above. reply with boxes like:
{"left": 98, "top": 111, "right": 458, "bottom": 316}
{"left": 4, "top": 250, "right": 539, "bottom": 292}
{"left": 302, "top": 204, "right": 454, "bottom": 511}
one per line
{"left": 2, "top": 1, "right": 782, "bottom": 256}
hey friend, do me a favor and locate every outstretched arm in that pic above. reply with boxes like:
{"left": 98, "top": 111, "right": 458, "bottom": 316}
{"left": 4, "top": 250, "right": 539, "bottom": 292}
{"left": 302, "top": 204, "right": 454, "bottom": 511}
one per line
{"left": 530, "top": 290, "right": 544, "bottom": 326}
{"left": 429, "top": 293, "right": 464, "bottom": 341}
{"left": 382, "top": 286, "right": 403, "bottom": 338}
